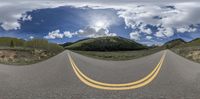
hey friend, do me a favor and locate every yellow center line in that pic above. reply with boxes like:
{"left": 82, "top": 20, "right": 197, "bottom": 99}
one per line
{"left": 69, "top": 52, "right": 165, "bottom": 87}
{"left": 68, "top": 51, "right": 166, "bottom": 90}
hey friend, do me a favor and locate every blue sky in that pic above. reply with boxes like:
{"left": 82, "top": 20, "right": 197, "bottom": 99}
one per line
{"left": 0, "top": 1, "right": 200, "bottom": 45}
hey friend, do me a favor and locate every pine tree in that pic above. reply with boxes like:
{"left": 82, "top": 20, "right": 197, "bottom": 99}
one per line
{"left": 10, "top": 40, "right": 14, "bottom": 48}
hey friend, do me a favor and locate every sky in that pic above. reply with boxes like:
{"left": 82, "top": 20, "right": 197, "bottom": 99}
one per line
{"left": 0, "top": 0, "right": 200, "bottom": 45}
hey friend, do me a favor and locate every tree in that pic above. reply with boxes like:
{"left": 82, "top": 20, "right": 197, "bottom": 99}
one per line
{"left": 166, "top": 45, "right": 171, "bottom": 49}
{"left": 10, "top": 40, "right": 14, "bottom": 48}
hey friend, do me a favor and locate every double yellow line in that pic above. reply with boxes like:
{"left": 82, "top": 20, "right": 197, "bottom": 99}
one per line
{"left": 68, "top": 51, "right": 166, "bottom": 90}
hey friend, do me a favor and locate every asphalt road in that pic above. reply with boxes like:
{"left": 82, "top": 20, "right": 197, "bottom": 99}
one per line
{"left": 0, "top": 50, "right": 200, "bottom": 99}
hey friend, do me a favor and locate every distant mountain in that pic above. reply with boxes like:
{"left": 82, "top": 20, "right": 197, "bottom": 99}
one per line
{"left": 65, "top": 36, "right": 147, "bottom": 51}
{"left": 163, "top": 38, "right": 186, "bottom": 48}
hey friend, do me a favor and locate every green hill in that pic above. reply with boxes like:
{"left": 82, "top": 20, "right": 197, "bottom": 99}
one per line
{"left": 65, "top": 36, "right": 147, "bottom": 51}
{"left": 163, "top": 38, "right": 186, "bottom": 49}
{"left": 162, "top": 38, "right": 200, "bottom": 48}
{"left": 187, "top": 38, "right": 200, "bottom": 46}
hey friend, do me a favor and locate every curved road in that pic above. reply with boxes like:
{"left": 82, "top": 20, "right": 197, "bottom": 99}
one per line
{"left": 0, "top": 50, "right": 200, "bottom": 98}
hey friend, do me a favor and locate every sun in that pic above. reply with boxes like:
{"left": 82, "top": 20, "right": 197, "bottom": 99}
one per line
{"left": 95, "top": 21, "right": 105, "bottom": 28}
{"left": 93, "top": 20, "right": 108, "bottom": 31}
{"left": 89, "top": 16, "right": 111, "bottom": 31}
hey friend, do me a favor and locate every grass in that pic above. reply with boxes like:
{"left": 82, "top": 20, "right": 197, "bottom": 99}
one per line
{"left": 171, "top": 46, "right": 200, "bottom": 63}
{"left": 73, "top": 48, "right": 162, "bottom": 61}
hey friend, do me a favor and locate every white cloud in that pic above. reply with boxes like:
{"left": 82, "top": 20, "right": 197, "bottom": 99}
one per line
{"left": 21, "top": 14, "right": 32, "bottom": 21}
{"left": 155, "top": 27, "right": 174, "bottom": 38}
{"left": 176, "top": 26, "right": 197, "bottom": 33}
{"left": 44, "top": 30, "right": 64, "bottom": 39}
{"left": 0, "top": 1, "right": 67, "bottom": 30}
{"left": 64, "top": 31, "right": 73, "bottom": 38}
{"left": 117, "top": 3, "right": 200, "bottom": 39}
{"left": 77, "top": 27, "right": 117, "bottom": 38}
{"left": 139, "top": 24, "right": 152, "bottom": 34}
{"left": 1, "top": 22, "right": 20, "bottom": 30}
{"left": 130, "top": 31, "right": 140, "bottom": 40}
{"left": 44, "top": 29, "right": 78, "bottom": 39}
{"left": 44, "top": 27, "right": 117, "bottom": 39}
{"left": 146, "top": 36, "right": 152, "bottom": 40}
{"left": 29, "top": 36, "right": 34, "bottom": 39}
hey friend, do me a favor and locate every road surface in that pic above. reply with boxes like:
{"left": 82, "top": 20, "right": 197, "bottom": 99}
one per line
{"left": 0, "top": 50, "right": 199, "bottom": 99}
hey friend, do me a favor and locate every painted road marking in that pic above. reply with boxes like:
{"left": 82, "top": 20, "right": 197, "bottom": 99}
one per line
{"left": 70, "top": 53, "right": 165, "bottom": 87}
{"left": 68, "top": 51, "right": 166, "bottom": 90}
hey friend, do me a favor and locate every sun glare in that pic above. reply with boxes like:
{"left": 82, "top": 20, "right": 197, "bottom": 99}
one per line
{"left": 95, "top": 21, "right": 105, "bottom": 27}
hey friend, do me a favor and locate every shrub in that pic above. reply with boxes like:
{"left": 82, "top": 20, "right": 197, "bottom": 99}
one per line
{"left": 25, "top": 39, "right": 49, "bottom": 49}
{"left": 25, "top": 39, "right": 64, "bottom": 53}
{"left": 47, "top": 43, "right": 64, "bottom": 53}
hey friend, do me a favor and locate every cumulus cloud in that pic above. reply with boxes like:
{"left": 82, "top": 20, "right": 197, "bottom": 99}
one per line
{"left": 44, "top": 30, "right": 74, "bottom": 39}
{"left": 0, "top": 1, "right": 67, "bottom": 30}
{"left": 44, "top": 30, "right": 64, "bottom": 39}
{"left": 29, "top": 36, "right": 34, "bottom": 39}
{"left": 44, "top": 27, "right": 116, "bottom": 39}
{"left": 1, "top": 14, "right": 32, "bottom": 30}
{"left": 130, "top": 31, "right": 140, "bottom": 40}
{"left": 176, "top": 26, "right": 197, "bottom": 33}
{"left": 155, "top": 27, "right": 174, "bottom": 38}
{"left": 117, "top": 3, "right": 200, "bottom": 39}
{"left": 146, "top": 36, "right": 152, "bottom": 40}
{"left": 21, "top": 14, "right": 32, "bottom": 21}
{"left": 63, "top": 31, "right": 73, "bottom": 38}
{"left": 77, "top": 27, "right": 117, "bottom": 38}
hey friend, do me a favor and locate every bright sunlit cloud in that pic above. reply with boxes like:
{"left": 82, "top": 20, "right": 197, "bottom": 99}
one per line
{"left": 89, "top": 15, "right": 111, "bottom": 31}
{"left": 93, "top": 20, "right": 108, "bottom": 31}
{"left": 95, "top": 21, "right": 105, "bottom": 28}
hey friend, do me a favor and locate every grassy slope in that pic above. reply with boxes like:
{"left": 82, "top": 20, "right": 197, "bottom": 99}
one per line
{"left": 186, "top": 38, "right": 200, "bottom": 47}
{"left": 73, "top": 48, "right": 161, "bottom": 60}
{"left": 72, "top": 38, "right": 200, "bottom": 62}
{"left": 66, "top": 36, "right": 147, "bottom": 51}
{"left": 162, "top": 38, "right": 186, "bottom": 48}
{"left": 67, "top": 37, "right": 162, "bottom": 60}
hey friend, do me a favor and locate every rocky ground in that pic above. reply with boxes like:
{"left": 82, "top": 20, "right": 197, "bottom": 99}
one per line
{"left": 172, "top": 47, "right": 200, "bottom": 63}
{"left": 186, "top": 50, "right": 200, "bottom": 62}
{"left": 0, "top": 49, "right": 55, "bottom": 65}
